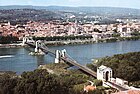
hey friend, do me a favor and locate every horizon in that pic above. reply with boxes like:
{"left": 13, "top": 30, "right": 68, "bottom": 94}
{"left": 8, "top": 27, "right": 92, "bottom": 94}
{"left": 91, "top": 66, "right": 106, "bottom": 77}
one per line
{"left": 0, "top": 5, "right": 140, "bottom": 10}
{"left": 0, "top": 0, "right": 140, "bottom": 9}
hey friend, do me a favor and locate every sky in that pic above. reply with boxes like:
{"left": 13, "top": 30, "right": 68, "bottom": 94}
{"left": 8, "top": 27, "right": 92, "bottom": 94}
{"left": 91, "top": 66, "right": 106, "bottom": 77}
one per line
{"left": 0, "top": 0, "right": 140, "bottom": 9}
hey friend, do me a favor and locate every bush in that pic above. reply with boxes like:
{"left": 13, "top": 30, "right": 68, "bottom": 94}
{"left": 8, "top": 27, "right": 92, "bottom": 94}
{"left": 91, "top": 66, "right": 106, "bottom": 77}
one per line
{"left": 93, "top": 79, "right": 102, "bottom": 86}
{"left": 96, "top": 52, "right": 140, "bottom": 87}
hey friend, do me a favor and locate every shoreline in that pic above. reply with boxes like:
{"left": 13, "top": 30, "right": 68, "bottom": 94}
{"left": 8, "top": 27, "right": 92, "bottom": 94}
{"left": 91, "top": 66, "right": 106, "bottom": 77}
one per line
{"left": 0, "top": 36, "right": 140, "bottom": 48}
{"left": 0, "top": 43, "right": 23, "bottom": 48}
{"left": 44, "top": 36, "right": 140, "bottom": 46}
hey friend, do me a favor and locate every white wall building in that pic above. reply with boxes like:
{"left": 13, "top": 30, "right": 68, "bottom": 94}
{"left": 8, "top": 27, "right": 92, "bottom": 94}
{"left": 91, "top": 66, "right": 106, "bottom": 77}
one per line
{"left": 97, "top": 65, "right": 112, "bottom": 82}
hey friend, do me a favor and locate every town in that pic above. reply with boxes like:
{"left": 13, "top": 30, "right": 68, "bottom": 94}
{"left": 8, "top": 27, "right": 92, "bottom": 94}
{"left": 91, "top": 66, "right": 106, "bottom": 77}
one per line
{"left": 0, "top": 19, "right": 140, "bottom": 42}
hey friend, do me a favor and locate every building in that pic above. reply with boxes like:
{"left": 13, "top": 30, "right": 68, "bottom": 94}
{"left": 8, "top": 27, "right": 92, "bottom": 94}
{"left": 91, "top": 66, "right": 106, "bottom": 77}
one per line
{"left": 116, "top": 78, "right": 128, "bottom": 86}
{"left": 113, "top": 89, "right": 140, "bottom": 94}
{"left": 97, "top": 65, "right": 112, "bottom": 82}
{"left": 84, "top": 80, "right": 96, "bottom": 92}
{"left": 84, "top": 85, "right": 96, "bottom": 92}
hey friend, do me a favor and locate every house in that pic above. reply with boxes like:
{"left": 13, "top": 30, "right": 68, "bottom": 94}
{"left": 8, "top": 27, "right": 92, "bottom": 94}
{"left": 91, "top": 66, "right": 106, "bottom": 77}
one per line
{"left": 116, "top": 78, "right": 128, "bottom": 86}
{"left": 84, "top": 85, "right": 96, "bottom": 92}
{"left": 84, "top": 80, "right": 96, "bottom": 92}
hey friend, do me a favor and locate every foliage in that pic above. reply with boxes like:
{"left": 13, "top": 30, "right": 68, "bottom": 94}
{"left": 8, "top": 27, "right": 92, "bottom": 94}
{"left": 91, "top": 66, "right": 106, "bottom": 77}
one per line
{"left": 86, "top": 88, "right": 105, "bottom": 94}
{"left": 86, "top": 63, "right": 97, "bottom": 72}
{"left": 0, "top": 69, "right": 74, "bottom": 94}
{"left": 0, "top": 9, "right": 61, "bottom": 24}
{"left": 131, "top": 32, "right": 140, "bottom": 36}
{"left": 33, "top": 35, "right": 93, "bottom": 41}
{"left": 0, "top": 35, "right": 19, "bottom": 44}
{"left": 93, "top": 79, "right": 102, "bottom": 86}
{"left": 129, "top": 81, "right": 140, "bottom": 88}
{"left": 0, "top": 68, "right": 97, "bottom": 94}
{"left": 105, "top": 38, "right": 118, "bottom": 42}
{"left": 72, "top": 84, "right": 85, "bottom": 94}
{"left": 96, "top": 52, "right": 140, "bottom": 87}
{"left": 112, "top": 33, "right": 120, "bottom": 37}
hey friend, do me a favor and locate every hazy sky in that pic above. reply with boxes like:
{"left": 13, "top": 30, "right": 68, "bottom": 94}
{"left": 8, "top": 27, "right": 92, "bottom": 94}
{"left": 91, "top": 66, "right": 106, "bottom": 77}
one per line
{"left": 0, "top": 0, "right": 140, "bottom": 9}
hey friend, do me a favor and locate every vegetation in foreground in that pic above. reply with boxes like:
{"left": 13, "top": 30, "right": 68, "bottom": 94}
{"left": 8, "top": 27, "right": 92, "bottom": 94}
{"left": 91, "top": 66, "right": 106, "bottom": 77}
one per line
{"left": 88, "top": 51, "right": 140, "bottom": 88}
{"left": 0, "top": 63, "right": 106, "bottom": 94}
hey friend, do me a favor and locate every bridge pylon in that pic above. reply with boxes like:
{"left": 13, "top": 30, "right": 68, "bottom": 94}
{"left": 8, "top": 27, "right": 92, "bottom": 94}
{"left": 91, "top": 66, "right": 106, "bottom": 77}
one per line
{"left": 55, "top": 49, "right": 67, "bottom": 63}
{"left": 61, "top": 49, "right": 66, "bottom": 57}
{"left": 22, "top": 37, "right": 27, "bottom": 46}
{"left": 55, "top": 50, "right": 60, "bottom": 63}
{"left": 22, "top": 36, "right": 35, "bottom": 46}
{"left": 35, "top": 41, "right": 39, "bottom": 52}
{"left": 34, "top": 40, "right": 45, "bottom": 55}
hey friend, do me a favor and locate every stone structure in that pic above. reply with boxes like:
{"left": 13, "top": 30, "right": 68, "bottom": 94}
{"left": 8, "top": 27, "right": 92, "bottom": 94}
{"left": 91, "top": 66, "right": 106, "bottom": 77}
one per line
{"left": 55, "top": 49, "right": 67, "bottom": 63}
{"left": 55, "top": 50, "right": 60, "bottom": 63}
{"left": 97, "top": 65, "right": 112, "bottom": 82}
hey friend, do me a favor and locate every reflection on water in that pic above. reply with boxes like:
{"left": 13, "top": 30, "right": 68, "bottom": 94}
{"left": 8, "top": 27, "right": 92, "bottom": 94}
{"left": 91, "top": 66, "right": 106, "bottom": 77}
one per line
{"left": 0, "top": 40, "right": 140, "bottom": 74}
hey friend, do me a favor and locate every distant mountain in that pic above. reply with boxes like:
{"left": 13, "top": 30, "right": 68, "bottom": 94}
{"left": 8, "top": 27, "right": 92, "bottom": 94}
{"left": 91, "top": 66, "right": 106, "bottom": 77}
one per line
{"left": 1, "top": 5, "right": 140, "bottom": 16}
{"left": 0, "top": 5, "right": 34, "bottom": 10}
{"left": 0, "top": 8, "right": 64, "bottom": 24}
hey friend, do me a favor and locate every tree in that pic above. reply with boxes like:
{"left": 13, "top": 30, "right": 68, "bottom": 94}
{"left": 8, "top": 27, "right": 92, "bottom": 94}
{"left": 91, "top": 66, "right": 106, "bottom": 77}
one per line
{"left": 96, "top": 52, "right": 140, "bottom": 87}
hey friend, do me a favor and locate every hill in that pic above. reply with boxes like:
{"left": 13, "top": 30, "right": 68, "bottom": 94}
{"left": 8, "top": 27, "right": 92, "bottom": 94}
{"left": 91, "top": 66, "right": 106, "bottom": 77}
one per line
{"left": 0, "top": 8, "right": 63, "bottom": 24}
{"left": 1, "top": 5, "right": 140, "bottom": 16}
{"left": 97, "top": 52, "right": 140, "bottom": 87}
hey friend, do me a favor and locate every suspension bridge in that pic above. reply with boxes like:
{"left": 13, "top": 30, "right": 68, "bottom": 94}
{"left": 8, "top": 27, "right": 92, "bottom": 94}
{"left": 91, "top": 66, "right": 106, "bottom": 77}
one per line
{"left": 22, "top": 37, "right": 97, "bottom": 77}
{"left": 22, "top": 37, "right": 129, "bottom": 91}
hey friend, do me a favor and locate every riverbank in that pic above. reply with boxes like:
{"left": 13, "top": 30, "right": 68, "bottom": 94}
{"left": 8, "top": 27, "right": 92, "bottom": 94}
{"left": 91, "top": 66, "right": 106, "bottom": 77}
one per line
{"left": 0, "top": 43, "right": 23, "bottom": 48}
{"left": 89, "top": 51, "right": 140, "bottom": 88}
{"left": 44, "top": 39, "right": 96, "bottom": 46}
{"left": 0, "top": 36, "right": 140, "bottom": 48}
{"left": 44, "top": 36, "right": 140, "bottom": 46}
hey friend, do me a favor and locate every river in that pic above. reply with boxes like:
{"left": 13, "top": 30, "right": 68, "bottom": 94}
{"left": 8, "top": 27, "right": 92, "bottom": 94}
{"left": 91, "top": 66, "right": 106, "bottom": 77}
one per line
{"left": 0, "top": 40, "right": 140, "bottom": 74}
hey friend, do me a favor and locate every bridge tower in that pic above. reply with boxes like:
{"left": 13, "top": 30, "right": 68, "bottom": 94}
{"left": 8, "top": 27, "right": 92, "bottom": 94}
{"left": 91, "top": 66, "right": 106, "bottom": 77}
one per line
{"left": 54, "top": 49, "right": 67, "bottom": 63}
{"left": 34, "top": 41, "right": 44, "bottom": 54}
{"left": 35, "top": 41, "right": 39, "bottom": 52}
{"left": 22, "top": 37, "right": 27, "bottom": 46}
{"left": 61, "top": 49, "right": 66, "bottom": 57}
{"left": 55, "top": 50, "right": 60, "bottom": 63}
{"left": 97, "top": 65, "right": 112, "bottom": 82}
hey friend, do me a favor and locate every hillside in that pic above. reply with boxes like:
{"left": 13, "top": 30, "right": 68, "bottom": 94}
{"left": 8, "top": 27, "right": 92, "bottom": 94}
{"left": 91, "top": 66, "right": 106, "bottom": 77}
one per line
{"left": 97, "top": 52, "right": 140, "bottom": 87}
{"left": 1, "top": 6, "right": 140, "bottom": 24}
{"left": 0, "top": 9, "right": 63, "bottom": 24}
{"left": 1, "top": 5, "right": 140, "bottom": 16}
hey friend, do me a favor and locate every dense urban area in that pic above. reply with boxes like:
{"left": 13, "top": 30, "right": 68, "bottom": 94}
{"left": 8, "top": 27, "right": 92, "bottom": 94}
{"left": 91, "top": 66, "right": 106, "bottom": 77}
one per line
{"left": 0, "top": 7, "right": 140, "bottom": 44}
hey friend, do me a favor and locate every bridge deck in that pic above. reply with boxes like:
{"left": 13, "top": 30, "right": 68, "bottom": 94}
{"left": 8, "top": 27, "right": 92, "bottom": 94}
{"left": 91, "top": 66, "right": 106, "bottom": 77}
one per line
{"left": 61, "top": 57, "right": 97, "bottom": 77}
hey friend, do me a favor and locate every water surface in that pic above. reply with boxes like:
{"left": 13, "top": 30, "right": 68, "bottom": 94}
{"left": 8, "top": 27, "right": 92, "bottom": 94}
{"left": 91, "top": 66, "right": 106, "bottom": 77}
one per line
{"left": 0, "top": 40, "right": 140, "bottom": 74}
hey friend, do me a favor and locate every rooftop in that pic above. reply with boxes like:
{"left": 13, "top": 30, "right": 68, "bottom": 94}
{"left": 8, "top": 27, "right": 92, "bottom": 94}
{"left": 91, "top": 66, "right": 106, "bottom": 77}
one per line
{"left": 98, "top": 65, "right": 112, "bottom": 72}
